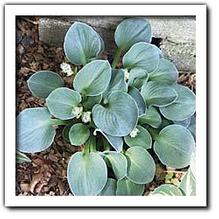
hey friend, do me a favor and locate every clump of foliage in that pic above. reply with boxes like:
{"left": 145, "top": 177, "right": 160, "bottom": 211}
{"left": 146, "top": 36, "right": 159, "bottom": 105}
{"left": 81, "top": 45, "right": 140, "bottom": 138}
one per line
{"left": 17, "top": 18, "right": 196, "bottom": 196}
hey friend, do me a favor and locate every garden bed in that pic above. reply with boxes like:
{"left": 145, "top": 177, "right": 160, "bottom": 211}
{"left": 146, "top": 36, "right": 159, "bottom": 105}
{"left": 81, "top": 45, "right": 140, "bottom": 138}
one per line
{"left": 16, "top": 17, "right": 196, "bottom": 196}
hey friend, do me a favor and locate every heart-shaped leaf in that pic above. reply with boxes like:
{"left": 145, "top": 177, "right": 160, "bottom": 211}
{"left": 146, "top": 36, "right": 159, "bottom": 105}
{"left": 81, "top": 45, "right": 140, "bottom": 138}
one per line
{"left": 82, "top": 95, "right": 102, "bottom": 110}
{"left": 46, "top": 87, "right": 81, "bottom": 120}
{"left": 125, "top": 146, "right": 156, "bottom": 184}
{"left": 179, "top": 168, "right": 196, "bottom": 196}
{"left": 123, "top": 42, "right": 160, "bottom": 73}
{"left": 141, "top": 81, "right": 178, "bottom": 107}
{"left": 67, "top": 152, "right": 107, "bottom": 195}
{"left": 160, "top": 84, "right": 196, "bottom": 121}
{"left": 93, "top": 129, "right": 123, "bottom": 152}
{"left": 69, "top": 123, "right": 90, "bottom": 146}
{"left": 116, "top": 177, "right": 144, "bottom": 196}
{"left": 27, "top": 71, "right": 64, "bottom": 98}
{"left": 17, "top": 107, "right": 56, "bottom": 153}
{"left": 114, "top": 18, "right": 152, "bottom": 52}
{"left": 124, "top": 125, "right": 152, "bottom": 149}
{"left": 151, "top": 184, "right": 183, "bottom": 196}
{"left": 64, "top": 22, "right": 104, "bottom": 65}
{"left": 149, "top": 58, "right": 178, "bottom": 84}
{"left": 98, "top": 178, "right": 117, "bottom": 196}
{"left": 103, "top": 69, "right": 127, "bottom": 97}
{"left": 128, "top": 87, "right": 146, "bottom": 115}
{"left": 128, "top": 68, "right": 149, "bottom": 89}
{"left": 138, "top": 106, "right": 162, "bottom": 128}
{"left": 73, "top": 60, "right": 111, "bottom": 96}
{"left": 154, "top": 125, "right": 195, "bottom": 168}
{"left": 99, "top": 131, "right": 123, "bottom": 152}
{"left": 92, "top": 91, "right": 138, "bottom": 136}
{"left": 103, "top": 151, "right": 127, "bottom": 179}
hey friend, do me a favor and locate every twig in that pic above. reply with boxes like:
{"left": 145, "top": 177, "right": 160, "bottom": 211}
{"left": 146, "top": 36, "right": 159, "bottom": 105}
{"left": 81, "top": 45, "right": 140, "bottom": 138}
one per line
{"left": 23, "top": 67, "right": 37, "bottom": 72}
{"left": 22, "top": 17, "right": 39, "bottom": 25}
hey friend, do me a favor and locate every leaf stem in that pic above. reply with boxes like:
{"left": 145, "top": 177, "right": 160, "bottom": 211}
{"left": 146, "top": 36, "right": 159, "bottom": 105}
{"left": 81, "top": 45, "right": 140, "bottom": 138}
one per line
{"left": 112, "top": 47, "right": 123, "bottom": 69}
{"left": 83, "top": 144, "right": 90, "bottom": 154}
{"left": 148, "top": 127, "right": 160, "bottom": 141}
{"left": 89, "top": 144, "right": 96, "bottom": 152}
{"left": 83, "top": 135, "right": 96, "bottom": 154}
{"left": 89, "top": 135, "right": 97, "bottom": 152}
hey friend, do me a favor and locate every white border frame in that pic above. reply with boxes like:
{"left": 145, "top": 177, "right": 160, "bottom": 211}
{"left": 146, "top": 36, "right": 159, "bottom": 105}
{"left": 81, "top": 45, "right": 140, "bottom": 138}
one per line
{"left": 5, "top": 4, "right": 207, "bottom": 207}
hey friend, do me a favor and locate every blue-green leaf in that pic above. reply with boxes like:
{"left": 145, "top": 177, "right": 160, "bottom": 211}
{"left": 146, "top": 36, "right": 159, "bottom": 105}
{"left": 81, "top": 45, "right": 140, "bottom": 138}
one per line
{"left": 128, "top": 68, "right": 149, "bottom": 89}
{"left": 16, "top": 151, "right": 31, "bottom": 163}
{"left": 103, "top": 151, "right": 127, "bottom": 180}
{"left": 151, "top": 184, "right": 183, "bottom": 196}
{"left": 128, "top": 86, "right": 146, "bottom": 115}
{"left": 99, "top": 131, "right": 123, "bottom": 152}
{"left": 179, "top": 168, "right": 196, "bottom": 196}
{"left": 64, "top": 22, "right": 104, "bottom": 65}
{"left": 160, "top": 84, "right": 196, "bottom": 121}
{"left": 123, "top": 42, "right": 160, "bottom": 72}
{"left": 149, "top": 58, "right": 178, "bottom": 84}
{"left": 174, "top": 117, "right": 191, "bottom": 128}
{"left": 103, "top": 69, "right": 127, "bottom": 97}
{"left": 99, "top": 178, "right": 117, "bottom": 196}
{"left": 27, "top": 71, "right": 64, "bottom": 99}
{"left": 67, "top": 152, "right": 107, "bottom": 195}
{"left": 141, "top": 81, "right": 178, "bottom": 107}
{"left": 46, "top": 87, "right": 81, "bottom": 120}
{"left": 17, "top": 107, "right": 56, "bottom": 153}
{"left": 62, "top": 123, "right": 74, "bottom": 142}
{"left": 188, "top": 114, "right": 196, "bottom": 139}
{"left": 125, "top": 146, "right": 156, "bottom": 184}
{"left": 124, "top": 125, "right": 152, "bottom": 149}
{"left": 116, "top": 177, "right": 144, "bottom": 196}
{"left": 92, "top": 91, "right": 138, "bottom": 136}
{"left": 115, "top": 18, "right": 151, "bottom": 52}
{"left": 69, "top": 123, "right": 90, "bottom": 146}
{"left": 154, "top": 124, "right": 195, "bottom": 168}
{"left": 138, "top": 106, "right": 162, "bottom": 128}
{"left": 73, "top": 60, "right": 111, "bottom": 96}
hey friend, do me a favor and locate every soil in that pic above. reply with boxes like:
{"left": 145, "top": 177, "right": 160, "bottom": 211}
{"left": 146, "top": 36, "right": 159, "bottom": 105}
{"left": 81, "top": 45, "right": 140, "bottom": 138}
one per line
{"left": 16, "top": 17, "right": 196, "bottom": 196}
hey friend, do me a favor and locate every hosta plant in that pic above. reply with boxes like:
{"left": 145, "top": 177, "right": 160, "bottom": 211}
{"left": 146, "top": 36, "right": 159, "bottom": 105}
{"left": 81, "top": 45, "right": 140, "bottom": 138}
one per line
{"left": 17, "top": 18, "right": 196, "bottom": 196}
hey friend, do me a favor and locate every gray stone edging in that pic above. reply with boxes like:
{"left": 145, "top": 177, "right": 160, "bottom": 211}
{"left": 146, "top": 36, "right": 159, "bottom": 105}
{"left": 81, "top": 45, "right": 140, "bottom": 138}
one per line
{"left": 39, "top": 16, "right": 196, "bottom": 72}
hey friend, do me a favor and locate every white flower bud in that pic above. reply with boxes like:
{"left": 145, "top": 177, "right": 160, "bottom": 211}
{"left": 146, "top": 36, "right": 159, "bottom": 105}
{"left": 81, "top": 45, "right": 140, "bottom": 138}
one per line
{"left": 124, "top": 69, "right": 130, "bottom": 81}
{"left": 72, "top": 106, "right": 83, "bottom": 118}
{"left": 60, "top": 62, "right": 74, "bottom": 76}
{"left": 130, "top": 127, "right": 140, "bottom": 138}
{"left": 81, "top": 111, "right": 92, "bottom": 123}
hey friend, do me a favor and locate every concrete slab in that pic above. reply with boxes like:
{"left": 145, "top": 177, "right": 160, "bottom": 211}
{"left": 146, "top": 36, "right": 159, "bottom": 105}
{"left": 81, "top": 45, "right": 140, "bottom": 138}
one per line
{"left": 39, "top": 16, "right": 196, "bottom": 72}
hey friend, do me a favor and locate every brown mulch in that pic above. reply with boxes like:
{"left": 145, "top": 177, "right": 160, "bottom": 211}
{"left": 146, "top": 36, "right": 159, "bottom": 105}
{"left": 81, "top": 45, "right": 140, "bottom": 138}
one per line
{"left": 16, "top": 16, "right": 195, "bottom": 196}
{"left": 178, "top": 71, "right": 196, "bottom": 93}
{"left": 16, "top": 16, "right": 77, "bottom": 196}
